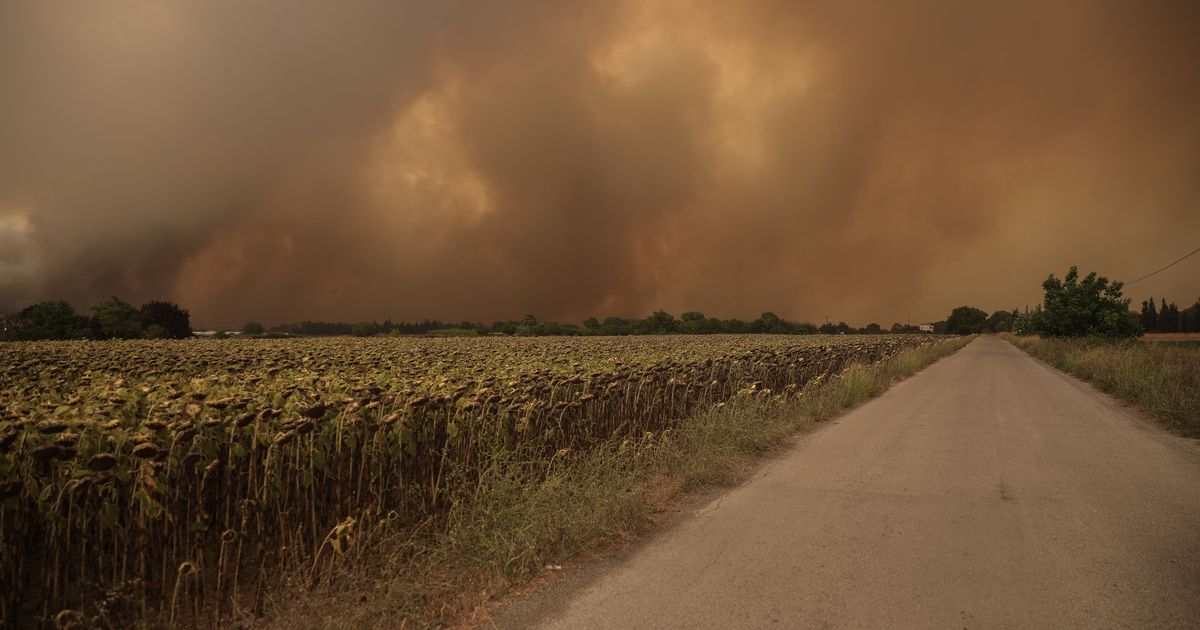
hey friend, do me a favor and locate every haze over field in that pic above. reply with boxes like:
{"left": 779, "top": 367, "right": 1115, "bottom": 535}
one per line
{"left": 1, "top": 1, "right": 1198, "bottom": 327}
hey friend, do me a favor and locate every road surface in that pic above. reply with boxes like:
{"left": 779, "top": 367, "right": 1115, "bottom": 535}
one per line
{"left": 493, "top": 336, "right": 1200, "bottom": 629}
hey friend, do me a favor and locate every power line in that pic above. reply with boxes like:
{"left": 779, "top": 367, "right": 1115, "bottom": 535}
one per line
{"left": 1125, "top": 245, "right": 1200, "bottom": 286}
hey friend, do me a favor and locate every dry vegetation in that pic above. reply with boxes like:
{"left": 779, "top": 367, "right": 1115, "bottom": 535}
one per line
{"left": 1138, "top": 332, "right": 1200, "bottom": 342}
{"left": 0, "top": 334, "right": 953, "bottom": 627}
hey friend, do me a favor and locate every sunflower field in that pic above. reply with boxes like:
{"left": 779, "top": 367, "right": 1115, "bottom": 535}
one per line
{"left": 0, "top": 334, "right": 940, "bottom": 626}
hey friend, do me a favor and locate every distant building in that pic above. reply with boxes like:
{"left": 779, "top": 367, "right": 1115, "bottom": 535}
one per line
{"left": 918, "top": 323, "right": 935, "bottom": 333}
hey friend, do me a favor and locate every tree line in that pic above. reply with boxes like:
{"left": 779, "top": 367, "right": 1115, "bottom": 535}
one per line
{"left": 0, "top": 298, "right": 192, "bottom": 341}
{"left": 9, "top": 269, "right": 1190, "bottom": 341}
{"left": 259, "top": 312, "right": 913, "bottom": 338}
{"left": 1139, "top": 297, "right": 1200, "bottom": 333}
{"left": 1010, "top": 266, "right": 1197, "bottom": 338}
{"left": 939, "top": 266, "right": 1200, "bottom": 338}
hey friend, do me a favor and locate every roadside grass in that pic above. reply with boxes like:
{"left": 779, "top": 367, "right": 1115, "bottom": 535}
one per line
{"left": 262, "top": 337, "right": 971, "bottom": 629}
{"left": 1002, "top": 334, "right": 1200, "bottom": 438}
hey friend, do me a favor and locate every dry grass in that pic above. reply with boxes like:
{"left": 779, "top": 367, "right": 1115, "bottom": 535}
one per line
{"left": 1139, "top": 332, "right": 1200, "bottom": 341}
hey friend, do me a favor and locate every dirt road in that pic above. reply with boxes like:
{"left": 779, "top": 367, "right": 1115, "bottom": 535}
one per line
{"left": 494, "top": 336, "right": 1200, "bottom": 629}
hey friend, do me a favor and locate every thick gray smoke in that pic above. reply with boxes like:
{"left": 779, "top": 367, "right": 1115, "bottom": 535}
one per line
{"left": 2, "top": 1, "right": 1198, "bottom": 327}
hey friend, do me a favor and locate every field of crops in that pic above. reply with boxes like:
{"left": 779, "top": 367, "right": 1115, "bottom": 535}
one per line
{"left": 0, "top": 334, "right": 940, "bottom": 626}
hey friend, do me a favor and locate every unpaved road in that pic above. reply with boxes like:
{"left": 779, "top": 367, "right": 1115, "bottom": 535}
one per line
{"left": 494, "top": 336, "right": 1200, "bottom": 629}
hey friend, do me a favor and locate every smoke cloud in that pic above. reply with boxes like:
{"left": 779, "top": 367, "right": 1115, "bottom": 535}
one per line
{"left": 2, "top": 1, "right": 1198, "bottom": 327}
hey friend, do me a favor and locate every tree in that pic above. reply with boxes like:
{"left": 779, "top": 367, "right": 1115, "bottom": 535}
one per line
{"left": 600, "top": 316, "right": 632, "bottom": 335}
{"left": 92, "top": 296, "right": 142, "bottom": 339}
{"left": 351, "top": 321, "right": 381, "bottom": 337}
{"left": 984, "top": 310, "right": 1013, "bottom": 333}
{"left": 5, "top": 300, "right": 88, "bottom": 340}
{"left": 1183, "top": 299, "right": 1200, "bottom": 333}
{"left": 489, "top": 320, "right": 517, "bottom": 335}
{"left": 1029, "top": 266, "right": 1141, "bottom": 337}
{"left": 1158, "top": 299, "right": 1181, "bottom": 333}
{"left": 643, "top": 310, "right": 680, "bottom": 334}
{"left": 139, "top": 300, "right": 192, "bottom": 339}
{"left": 515, "top": 315, "right": 539, "bottom": 336}
{"left": 1013, "top": 306, "right": 1040, "bottom": 336}
{"left": 864, "top": 322, "right": 882, "bottom": 334}
{"left": 1140, "top": 298, "right": 1158, "bottom": 332}
{"left": 242, "top": 322, "right": 265, "bottom": 335}
{"left": 945, "top": 306, "right": 988, "bottom": 335}
{"left": 751, "top": 312, "right": 779, "bottom": 333}
{"left": 681, "top": 309, "right": 705, "bottom": 333}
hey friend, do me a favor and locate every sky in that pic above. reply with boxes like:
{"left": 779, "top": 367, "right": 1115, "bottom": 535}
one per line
{"left": 1, "top": 1, "right": 1198, "bottom": 328}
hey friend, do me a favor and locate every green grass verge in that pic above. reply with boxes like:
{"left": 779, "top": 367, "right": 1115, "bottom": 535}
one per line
{"left": 1002, "top": 334, "right": 1200, "bottom": 437}
{"left": 262, "top": 336, "right": 971, "bottom": 628}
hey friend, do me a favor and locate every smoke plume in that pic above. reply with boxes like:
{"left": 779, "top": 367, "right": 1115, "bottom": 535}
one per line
{"left": 2, "top": 1, "right": 1198, "bottom": 327}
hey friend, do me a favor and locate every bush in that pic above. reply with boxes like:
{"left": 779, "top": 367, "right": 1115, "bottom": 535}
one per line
{"left": 242, "top": 322, "right": 265, "bottom": 335}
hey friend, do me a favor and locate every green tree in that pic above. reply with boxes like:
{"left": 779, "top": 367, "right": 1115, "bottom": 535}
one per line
{"left": 1140, "top": 298, "right": 1158, "bottom": 332}
{"left": 91, "top": 296, "right": 142, "bottom": 339}
{"left": 680, "top": 311, "right": 707, "bottom": 334}
{"left": 864, "top": 322, "right": 882, "bottom": 334}
{"left": 490, "top": 320, "right": 518, "bottom": 335}
{"left": 945, "top": 306, "right": 988, "bottom": 335}
{"left": 351, "top": 321, "right": 381, "bottom": 337}
{"left": 242, "top": 322, "right": 265, "bottom": 335}
{"left": 1013, "top": 306, "right": 1039, "bottom": 336}
{"left": 515, "top": 315, "right": 539, "bottom": 336}
{"left": 139, "top": 300, "right": 192, "bottom": 339}
{"left": 644, "top": 310, "right": 679, "bottom": 334}
{"left": 1158, "top": 299, "right": 1180, "bottom": 333}
{"left": 1183, "top": 299, "right": 1200, "bottom": 333}
{"left": 984, "top": 310, "right": 1013, "bottom": 333}
{"left": 1032, "top": 266, "right": 1141, "bottom": 337}
{"left": 6, "top": 300, "right": 87, "bottom": 340}
{"left": 753, "top": 312, "right": 786, "bottom": 333}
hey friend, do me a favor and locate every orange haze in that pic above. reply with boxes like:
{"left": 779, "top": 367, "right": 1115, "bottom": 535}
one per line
{"left": 1, "top": 1, "right": 1198, "bottom": 327}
